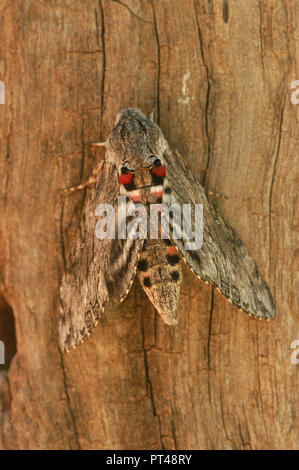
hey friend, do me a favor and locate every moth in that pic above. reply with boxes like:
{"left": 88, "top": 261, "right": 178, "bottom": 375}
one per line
{"left": 59, "top": 108, "right": 275, "bottom": 352}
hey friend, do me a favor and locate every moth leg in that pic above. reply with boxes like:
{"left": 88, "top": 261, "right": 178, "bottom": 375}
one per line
{"left": 61, "top": 157, "right": 105, "bottom": 194}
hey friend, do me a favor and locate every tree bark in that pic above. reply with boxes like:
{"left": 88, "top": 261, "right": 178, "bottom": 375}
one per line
{"left": 0, "top": 0, "right": 298, "bottom": 450}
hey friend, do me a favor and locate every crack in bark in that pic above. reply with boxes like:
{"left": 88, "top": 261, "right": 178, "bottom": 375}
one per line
{"left": 238, "top": 421, "right": 246, "bottom": 448}
{"left": 58, "top": 3, "right": 104, "bottom": 269}
{"left": 151, "top": 0, "right": 160, "bottom": 124}
{"left": 58, "top": 349, "right": 81, "bottom": 449}
{"left": 193, "top": 1, "right": 212, "bottom": 187}
{"left": 138, "top": 1, "right": 176, "bottom": 449}
{"left": 5, "top": 118, "right": 12, "bottom": 161}
{"left": 59, "top": 199, "right": 67, "bottom": 269}
{"left": 140, "top": 313, "right": 178, "bottom": 448}
{"left": 94, "top": 7, "right": 100, "bottom": 47}
{"left": 80, "top": 119, "right": 85, "bottom": 183}
{"left": 111, "top": 0, "right": 153, "bottom": 25}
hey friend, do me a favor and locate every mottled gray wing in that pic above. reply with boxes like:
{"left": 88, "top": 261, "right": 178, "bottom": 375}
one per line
{"left": 59, "top": 161, "right": 141, "bottom": 351}
{"left": 162, "top": 147, "right": 275, "bottom": 319}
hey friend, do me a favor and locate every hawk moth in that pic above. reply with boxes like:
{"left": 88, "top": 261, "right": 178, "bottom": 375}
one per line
{"left": 59, "top": 107, "right": 275, "bottom": 352}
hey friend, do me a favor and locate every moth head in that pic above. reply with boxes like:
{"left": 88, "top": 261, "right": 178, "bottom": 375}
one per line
{"left": 107, "top": 108, "right": 167, "bottom": 173}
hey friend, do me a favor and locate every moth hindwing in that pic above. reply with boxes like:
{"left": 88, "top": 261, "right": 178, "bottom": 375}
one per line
{"left": 59, "top": 108, "right": 275, "bottom": 351}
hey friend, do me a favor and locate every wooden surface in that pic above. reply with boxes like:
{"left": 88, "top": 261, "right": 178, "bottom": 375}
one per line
{"left": 0, "top": 0, "right": 298, "bottom": 449}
